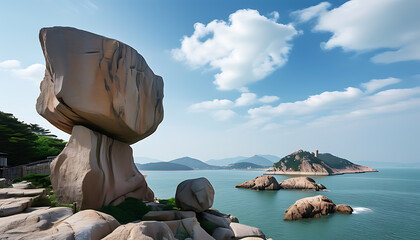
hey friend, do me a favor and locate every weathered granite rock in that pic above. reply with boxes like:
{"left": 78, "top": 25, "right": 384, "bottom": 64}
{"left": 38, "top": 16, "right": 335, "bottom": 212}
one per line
{"left": 335, "top": 204, "right": 353, "bottom": 214}
{"left": 0, "top": 197, "right": 33, "bottom": 217}
{"left": 176, "top": 177, "right": 215, "bottom": 212}
{"left": 279, "top": 177, "right": 326, "bottom": 191}
{"left": 283, "top": 195, "right": 352, "bottom": 220}
{"left": 229, "top": 215, "right": 239, "bottom": 223}
{"left": 0, "top": 207, "right": 73, "bottom": 237}
{"left": 0, "top": 188, "right": 46, "bottom": 199}
{"left": 230, "top": 222, "right": 266, "bottom": 239}
{"left": 37, "top": 27, "right": 164, "bottom": 145}
{"left": 103, "top": 221, "right": 176, "bottom": 240}
{"left": 235, "top": 175, "right": 281, "bottom": 190}
{"left": 164, "top": 217, "right": 215, "bottom": 240}
{"left": 212, "top": 227, "right": 235, "bottom": 240}
{"left": 0, "top": 208, "right": 119, "bottom": 239}
{"left": 12, "top": 181, "right": 35, "bottom": 189}
{"left": 50, "top": 125, "right": 154, "bottom": 209}
{"left": 198, "top": 211, "right": 231, "bottom": 230}
{"left": 142, "top": 210, "right": 196, "bottom": 221}
{"left": 0, "top": 178, "right": 11, "bottom": 188}
{"left": 146, "top": 202, "right": 167, "bottom": 211}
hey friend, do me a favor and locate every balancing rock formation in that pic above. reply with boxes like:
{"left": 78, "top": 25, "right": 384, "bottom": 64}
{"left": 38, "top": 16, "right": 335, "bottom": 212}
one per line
{"left": 36, "top": 27, "right": 164, "bottom": 209}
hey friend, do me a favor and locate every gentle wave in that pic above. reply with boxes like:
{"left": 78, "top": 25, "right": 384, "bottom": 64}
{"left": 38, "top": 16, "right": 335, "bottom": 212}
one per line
{"left": 353, "top": 207, "right": 373, "bottom": 214}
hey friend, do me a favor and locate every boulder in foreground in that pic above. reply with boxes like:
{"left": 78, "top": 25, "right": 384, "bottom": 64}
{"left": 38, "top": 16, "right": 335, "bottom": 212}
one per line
{"left": 284, "top": 195, "right": 352, "bottom": 220}
{"left": 175, "top": 177, "right": 215, "bottom": 212}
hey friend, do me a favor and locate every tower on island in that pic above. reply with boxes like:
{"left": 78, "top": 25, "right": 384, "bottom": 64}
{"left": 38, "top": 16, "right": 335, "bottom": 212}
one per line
{"left": 315, "top": 149, "right": 319, "bottom": 158}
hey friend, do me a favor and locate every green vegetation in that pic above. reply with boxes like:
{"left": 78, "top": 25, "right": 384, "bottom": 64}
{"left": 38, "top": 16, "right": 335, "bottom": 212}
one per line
{"left": 0, "top": 111, "right": 66, "bottom": 166}
{"left": 198, "top": 220, "right": 218, "bottom": 236}
{"left": 158, "top": 197, "right": 180, "bottom": 210}
{"left": 12, "top": 174, "right": 51, "bottom": 189}
{"left": 317, "top": 153, "right": 353, "bottom": 169}
{"left": 274, "top": 151, "right": 326, "bottom": 171}
{"left": 99, "top": 198, "right": 152, "bottom": 224}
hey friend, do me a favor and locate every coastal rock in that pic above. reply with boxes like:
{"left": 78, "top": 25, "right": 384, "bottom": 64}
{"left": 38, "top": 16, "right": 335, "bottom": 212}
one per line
{"left": 229, "top": 215, "right": 239, "bottom": 223}
{"left": 146, "top": 202, "right": 167, "bottom": 211}
{"left": 335, "top": 204, "right": 353, "bottom": 214}
{"left": 164, "top": 217, "right": 215, "bottom": 240}
{"left": 50, "top": 125, "right": 154, "bottom": 210}
{"left": 12, "top": 181, "right": 35, "bottom": 189}
{"left": 284, "top": 195, "right": 352, "bottom": 220}
{"left": 175, "top": 177, "right": 215, "bottom": 212}
{"left": 198, "top": 211, "right": 232, "bottom": 230}
{"left": 103, "top": 221, "right": 176, "bottom": 240}
{"left": 279, "top": 177, "right": 326, "bottom": 191}
{"left": 0, "top": 188, "right": 46, "bottom": 199}
{"left": 212, "top": 227, "right": 235, "bottom": 240}
{"left": 37, "top": 27, "right": 164, "bottom": 145}
{"left": 235, "top": 175, "right": 280, "bottom": 190}
{"left": 0, "top": 197, "right": 33, "bottom": 217}
{"left": 142, "top": 210, "right": 196, "bottom": 221}
{"left": 230, "top": 222, "right": 266, "bottom": 239}
{"left": 0, "top": 207, "right": 73, "bottom": 237}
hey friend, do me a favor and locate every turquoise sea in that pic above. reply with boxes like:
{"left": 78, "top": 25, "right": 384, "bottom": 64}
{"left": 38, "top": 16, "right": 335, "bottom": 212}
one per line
{"left": 142, "top": 168, "right": 420, "bottom": 240}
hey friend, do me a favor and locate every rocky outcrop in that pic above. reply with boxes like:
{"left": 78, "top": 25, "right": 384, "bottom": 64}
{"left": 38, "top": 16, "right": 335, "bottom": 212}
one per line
{"left": 0, "top": 197, "right": 33, "bottom": 217}
{"left": 37, "top": 27, "right": 164, "bottom": 145}
{"left": 36, "top": 27, "right": 162, "bottom": 209}
{"left": 283, "top": 195, "right": 352, "bottom": 220}
{"left": 0, "top": 188, "right": 46, "bottom": 199}
{"left": 175, "top": 177, "right": 215, "bottom": 212}
{"left": 235, "top": 175, "right": 280, "bottom": 190}
{"left": 11, "top": 181, "right": 35, "bottom": 189}
{"left": 278, "top": 177, "right": 326, "bottom": 191}
{"left": 103, "top": 221, "right": 176, "bottom": 240}
{"left": 50, "top": 125, "right": 154, "bottom": 210}
{"left": 335, "top": 204, "right": 353, "bottom": 214}
{"left": 142, "top": 210, "right": 196, "bottom": 221}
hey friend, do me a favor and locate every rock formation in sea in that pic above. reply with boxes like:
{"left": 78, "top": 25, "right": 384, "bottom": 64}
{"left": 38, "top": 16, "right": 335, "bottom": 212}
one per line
{"left": 36, "top": 27, "right": 163, "bottom": 209}
{"left": 269, "top": 149, "right": 377, "bottom": 175}
{"left": 236, "top": 175, "right": 326, "bottom": 191}
{"left": 283, "top": 195, "right": 353, "bottom": 221}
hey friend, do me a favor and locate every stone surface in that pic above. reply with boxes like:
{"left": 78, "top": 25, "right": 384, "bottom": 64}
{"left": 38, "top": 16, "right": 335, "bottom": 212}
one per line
{"left": 50, "top": 125, "right": 154, "bottom": 210}
{"left": 37, "top": 27, "right": 164, "bottom": 145}
{"left": 0, "top": 188, "right": 46, "bottom": 199}
{"left": 176, "top": 177, "right": 215, "bottom": 212}
{"left": 12, "top": 181, "right": 35, "bottom": 189}
{"left": 146, "top": 202, "right": 167, "bottom": 211}
{"left": 0, "top": 197, "right": 32, "bottom": 217}
{"left": 229, "top": 215, "right": 239, "bottom": 223}
{"left": 335, "top": 204, "right": 353, "bottom": 214}
{"left": 198, "top": 211, "right": 231, "bottom": 230}
{"left": 103, "top": 221, "right": 176, "bottom": 240}
{"left": 212, "top": 227, "right": 235, "bottom": 240}
{"left": 142, "top": 210, "right": 196, "bottom": 221}
{"left": 235, "top": 175, "right": 281, "bottom": 190}
{"left": 283, "top": 195, "right": 352, "bottom": 220}
{"left": 230, "top": 222, "right": 266, "bottom": 239}
{"left": 0, "top": 178, "right": 11, "bottom": 188}
{"left": 279, "top": 177, "right": 326, "bottom": 191}
{"left": 164, "top": 217, "right": 215, "bottom": 240}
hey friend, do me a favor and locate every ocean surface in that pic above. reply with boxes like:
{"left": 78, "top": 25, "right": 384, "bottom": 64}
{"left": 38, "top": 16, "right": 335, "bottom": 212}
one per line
{"left": 142, "top": 168, "right": 420, "bottom": 240}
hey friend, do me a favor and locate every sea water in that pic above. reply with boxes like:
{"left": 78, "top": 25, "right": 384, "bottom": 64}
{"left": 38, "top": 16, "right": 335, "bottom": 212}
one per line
{"left": 142, "top": 168, "right": 420, "bottom": 240}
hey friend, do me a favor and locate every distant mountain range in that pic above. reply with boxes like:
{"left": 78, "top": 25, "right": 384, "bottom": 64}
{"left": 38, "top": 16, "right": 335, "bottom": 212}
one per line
{"left": 270, "top": 150, "right": 377, "bottom": 175}
{"left": 205, "top": 154, "right": 278, "bottom": 167}
{"left": 169, "top": 157, "right": 221, "bottom": 170}
{"left": 136, "top": 162, "right": 193, "bottom": 171}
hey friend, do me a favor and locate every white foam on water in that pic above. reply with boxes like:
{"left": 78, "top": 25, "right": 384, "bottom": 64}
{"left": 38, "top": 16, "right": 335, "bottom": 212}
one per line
{"left": 352, "top": 207, "right": 373, "bottom": 214}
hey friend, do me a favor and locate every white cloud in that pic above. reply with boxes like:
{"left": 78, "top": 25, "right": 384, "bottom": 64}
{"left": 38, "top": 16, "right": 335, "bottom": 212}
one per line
{"left": 172, "top": 9, "right": 298, "bottom": 90}
{"left": 212, "top": 110, "right": 236, "bottom": 121}
{"left": 189, "top": 99, "right": 234, "bottom": 112}
{"left": 235, "top": 93, "right": 257, "bottom": 106}
{"left": 361, "top": 77, "right": 401, "bottom": 93}
{"left": 259, "top": 95, "right": 280, "bottom": 103}
{"left": 247, "top": 78, "right": 420, "bottom": 129}
{"left": 297, "top": 0, "right": 420, "bottom": 63}
{"left": 0, "top": 60, "right": 21, "bottom": 69}
{"left": 0, "top": 60, "right": 45, "bottom": 83}
{"left": 291, "top": 2, "right": 331, "bottom": 23}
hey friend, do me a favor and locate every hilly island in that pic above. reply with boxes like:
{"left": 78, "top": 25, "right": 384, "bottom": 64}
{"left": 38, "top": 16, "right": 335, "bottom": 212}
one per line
{"left": 267, "top": 149, "right": 377, "bottom": 176}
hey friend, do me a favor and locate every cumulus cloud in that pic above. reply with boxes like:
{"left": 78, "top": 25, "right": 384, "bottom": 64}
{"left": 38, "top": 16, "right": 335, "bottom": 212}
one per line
{"left": 0, "top": 60, "right": 44, "bottom": 83}
{"left": 235, "top": 93, "right": 258, "bottom": 107}
{"left": 172, "top": 9, "right": 298, "bottom": 90}
{"left": 189, "top": 99, "right": 234, "bottom": 112}
{"left": 296, "top": 0, "right": 420, "bottom": 63}
{"left": 361, "top": 77, "right": 401, "bottom": 93}
{"left": 248, "top": 78, "right": 420, "bottom": 129}
{"left": 291, "top": 2, "right": 331, "bottom": 23}
{"left": 211, "top": 110, "right": 236, "bottom": 121}
{"left": 258, "top": 95, "right": 280, "bottom": 103}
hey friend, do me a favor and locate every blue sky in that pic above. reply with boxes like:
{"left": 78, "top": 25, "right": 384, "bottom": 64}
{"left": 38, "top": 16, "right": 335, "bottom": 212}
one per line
{"left": 1, "top": 0, "right": 419, "bottom": 163}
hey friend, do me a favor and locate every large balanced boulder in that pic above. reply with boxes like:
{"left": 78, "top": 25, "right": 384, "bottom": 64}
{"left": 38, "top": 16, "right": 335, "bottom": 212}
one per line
{"left": 279, "top": 177, "right": 326, "bottom": 191}
{"left": 283, "top": 195, "right": 352, "bottom": 220}
{"left": 235, "top": 175, "right": 280, "bottom": 190}
{"left": 175, "top": 177, "right": 215, "bottom": 212}
{"left": 37, "top": 27, "right": 164, "bottom": 145}
{"left": 50, "top": 125, "right": 154, "bottom": 209}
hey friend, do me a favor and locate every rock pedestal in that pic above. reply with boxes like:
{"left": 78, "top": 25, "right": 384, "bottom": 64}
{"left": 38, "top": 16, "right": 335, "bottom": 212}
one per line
{"left": 36, "top": 27, "right": 163, "bottom": 209}
{"left": 51, "top": 125, "right": 154, "bottom": 209}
